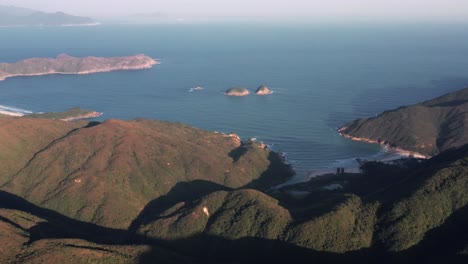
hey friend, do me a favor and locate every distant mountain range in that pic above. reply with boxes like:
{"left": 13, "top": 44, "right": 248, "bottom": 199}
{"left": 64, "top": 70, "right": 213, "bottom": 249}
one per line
{"left": 0, "top": 5, "right": 97, "bottom": 26}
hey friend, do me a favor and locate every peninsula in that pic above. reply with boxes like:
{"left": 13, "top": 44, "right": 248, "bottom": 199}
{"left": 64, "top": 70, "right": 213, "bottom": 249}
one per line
{"left": 338, "top": 87, "right": 468, "bottom": 157}
{"left": 26, "top": 107, "right": 103, "bottom": 121}
{"left": 0, "top": 54, "right": 158, "bottom": 81}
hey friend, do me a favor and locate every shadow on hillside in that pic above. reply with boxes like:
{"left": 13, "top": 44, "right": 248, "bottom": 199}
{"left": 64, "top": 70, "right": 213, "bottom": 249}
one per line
{"left": 139, "top": 235, "right": 374, "bottom": 264}
{"left": 242, "top": 151, "right": 295, "bottom": 190}
{"left": 0, "top": 190, "right": 144, "bottom": 245}
{"left": 1, "top": 189, "right": 466, "bottom": 263}
{"left": 83, "top": 121, "right": 101, "bottom": 128}
{"left": 129, "top": 180, "right": 232, "bottom": 232}
{"left": 139, "top": 202, "right": 468, "bottom": 264}
{"left": 228, "top": 144, "right": 248, "bottom": 163}
{"left": 401, "top": 204, "right": 468, "bottom": 263}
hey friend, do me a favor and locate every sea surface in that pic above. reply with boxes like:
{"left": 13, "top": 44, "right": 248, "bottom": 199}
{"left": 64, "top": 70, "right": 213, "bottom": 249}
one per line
{"left": 1, "top": 22, "right": 468, "bottom": 179}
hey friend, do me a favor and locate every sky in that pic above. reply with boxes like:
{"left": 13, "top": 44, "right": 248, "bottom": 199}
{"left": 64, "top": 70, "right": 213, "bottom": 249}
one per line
{"left": 1, "top": 0, "right": 468, "bottom": 21}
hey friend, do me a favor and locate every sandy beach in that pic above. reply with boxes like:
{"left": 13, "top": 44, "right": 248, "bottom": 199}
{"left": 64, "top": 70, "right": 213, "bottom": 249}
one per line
{"left": 0, "top": 110, "right": 24, "bottom": 117}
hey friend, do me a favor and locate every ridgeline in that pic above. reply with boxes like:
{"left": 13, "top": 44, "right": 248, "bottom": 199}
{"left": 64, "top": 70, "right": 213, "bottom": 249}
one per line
{"left": 0, "top": 88, "right": 467, "bottom": 263}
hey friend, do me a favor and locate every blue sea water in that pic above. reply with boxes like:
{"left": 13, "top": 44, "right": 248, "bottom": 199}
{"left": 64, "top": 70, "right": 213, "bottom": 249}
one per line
{"left": 1, "top": 22, "right": 468, "bottom": 177}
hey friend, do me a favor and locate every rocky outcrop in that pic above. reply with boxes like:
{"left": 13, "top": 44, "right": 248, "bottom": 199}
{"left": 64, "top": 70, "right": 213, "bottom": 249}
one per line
{"left": 0, "top": 54, "right": 158, "bottom": 81}
{"left": 255, "top": 85, "right": 272, "bottom": 95}
{"left": 225, "top": 87, "right": 250, "bottom": 96}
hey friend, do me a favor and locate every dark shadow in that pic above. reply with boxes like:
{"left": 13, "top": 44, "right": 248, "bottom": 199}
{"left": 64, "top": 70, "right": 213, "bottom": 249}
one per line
{"left": 428, "top": 99, "right": 468, "bottom": 108}
{"left": 401, "top": 204, "right": 468, "bottom": 263}
{"left": 139, "top": 232, "right": 463, "bottom": 264}
{"left": 242, "top": 151, "right": 295, "bottom": 190}
{"left": 228, "top": 145, "right": 248, "bottom": 163}
{"left": 83, "top": 121, "right": 101, "bottom": 128}
{"left": 129, "top": 180, "right": 232, "bottom": 233}
{"left": 1, "top": 187, "right": 465, "bottom": 264}
{"left": 0, "top": 190, "right": 146, "bottom": 245}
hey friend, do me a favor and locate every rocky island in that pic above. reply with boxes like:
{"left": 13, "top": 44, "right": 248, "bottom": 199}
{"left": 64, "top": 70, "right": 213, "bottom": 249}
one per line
{"left": 255, "top": 84, "right": 272, "bottom": 95}
{"left": 225, "top": 87, "right": 250, "bottom": 96}
{"left": 0, "top": 54, "right": 158, "bottom": 81}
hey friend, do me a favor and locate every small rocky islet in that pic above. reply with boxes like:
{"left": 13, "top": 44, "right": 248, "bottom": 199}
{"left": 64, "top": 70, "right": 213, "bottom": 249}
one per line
{"left": 225, "top": 85, "right": 272, "bottom": 96}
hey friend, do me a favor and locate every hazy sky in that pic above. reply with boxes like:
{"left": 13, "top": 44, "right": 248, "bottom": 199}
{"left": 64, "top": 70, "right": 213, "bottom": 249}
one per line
{"left": 1, "top": 0, "right": 468, "bottom": 20}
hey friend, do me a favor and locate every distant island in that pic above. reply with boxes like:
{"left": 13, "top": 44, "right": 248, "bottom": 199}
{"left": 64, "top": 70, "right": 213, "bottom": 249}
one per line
{"left": 0, "top": 54, "right": 158, "bottom": 81}
{"left": 0, "top": 5, "right": 98, "bottom": 26}
{"left": 225, "top": 87, "right": 250, "bottom": 96}
{"left": 255, "top": 84, "right": 272, "bottom": 95}
{"left": 225, "top": 85, "right": 273, "bottom": 96}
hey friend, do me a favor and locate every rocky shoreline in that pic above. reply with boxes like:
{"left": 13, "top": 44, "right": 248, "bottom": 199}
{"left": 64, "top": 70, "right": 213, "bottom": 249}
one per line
{"left": 337, "top": 126, "right": 429, "bottom": 159}
{"left": 60, "top": 111, "right": 103, "bottom": 121}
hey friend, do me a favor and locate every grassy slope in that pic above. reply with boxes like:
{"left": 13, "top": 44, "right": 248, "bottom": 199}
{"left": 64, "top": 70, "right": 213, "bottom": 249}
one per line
{"left": 0, "top": 117, "right": 293, "bottom": 229}
{"left": 340, "top": 87, "right": 468, "bottom": 155}
{"left": 0, "top": 116, "right": 85, "bottom": 185}
{"left": 135, "top": 145, "right": 468, "bottom": 257}
{"left": 0, "top": 206, "right": 191, "bottom": 264}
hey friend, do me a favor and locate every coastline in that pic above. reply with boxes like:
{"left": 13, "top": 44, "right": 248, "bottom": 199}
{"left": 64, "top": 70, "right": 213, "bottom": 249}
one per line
{"left": 0, "top": 54, "right": 159, "bottom": 82}
{"left": 337, "top": 126, "right": 429, "bottom": 159}
{"left": 0, "top": 110, "right": 24, "bottom": 117}
{"left": 0, "top": 109, "right": 103, "bottom": 121}
{"left": 60, "top": 111, "right": 103, "bottom": 121}
{"left": 0, "top": 67, "right": 156, "bottom": 82}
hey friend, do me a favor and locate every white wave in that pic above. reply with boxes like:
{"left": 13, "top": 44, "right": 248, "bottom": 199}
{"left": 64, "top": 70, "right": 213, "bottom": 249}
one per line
{"left": 0, "top": 105, "right": 33, "bottom": 114}
{"left": 0, "top": 104, "right": 33, "bottom": 116}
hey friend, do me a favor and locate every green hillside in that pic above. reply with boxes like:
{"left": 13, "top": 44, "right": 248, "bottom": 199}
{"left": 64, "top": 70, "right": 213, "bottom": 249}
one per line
{"left": 0, "top": 116, "right": 293, "bottom": 229}
{"left": 339, "top": 87, "right": 468, "bottom": 156}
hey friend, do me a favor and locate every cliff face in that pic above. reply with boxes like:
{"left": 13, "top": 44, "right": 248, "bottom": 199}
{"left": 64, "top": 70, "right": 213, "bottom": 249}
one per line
{"left": 339, "top": 87, "right": 468, "bottom": 156}
{"left": 0, "top": 54, "right": 158, "bottom": 81}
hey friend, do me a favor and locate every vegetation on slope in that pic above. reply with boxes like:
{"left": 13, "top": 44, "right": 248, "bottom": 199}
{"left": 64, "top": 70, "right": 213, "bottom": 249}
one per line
{"left": 132, "top": 144, "right": 468, "bottom": 261}
{"left": 0, "top": 117, "right": 293, "bottom": 229}
{"left": 339, "top": 87, "right": 468, "bottom": 156}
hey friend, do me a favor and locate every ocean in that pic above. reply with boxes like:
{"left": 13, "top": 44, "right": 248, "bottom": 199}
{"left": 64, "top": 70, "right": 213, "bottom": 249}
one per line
{"left": 1, "top": 22, "right": 468, "bottom": 178}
